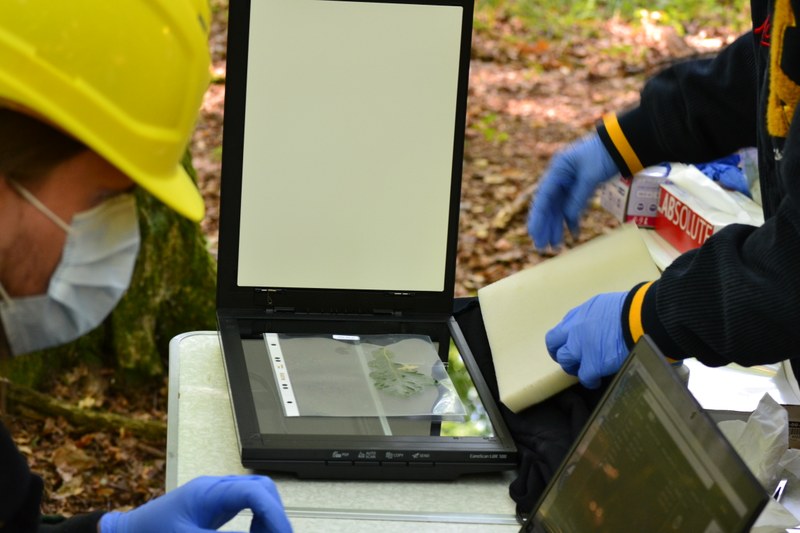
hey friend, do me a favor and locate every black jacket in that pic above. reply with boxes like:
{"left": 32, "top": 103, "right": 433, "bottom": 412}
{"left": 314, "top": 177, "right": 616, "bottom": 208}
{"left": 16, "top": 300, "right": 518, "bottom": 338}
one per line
{"left": 0, "top": 422, "right": 103, "bottom": 532}
{"left": 598, "top": 0, "right": 800, "bottom": 370}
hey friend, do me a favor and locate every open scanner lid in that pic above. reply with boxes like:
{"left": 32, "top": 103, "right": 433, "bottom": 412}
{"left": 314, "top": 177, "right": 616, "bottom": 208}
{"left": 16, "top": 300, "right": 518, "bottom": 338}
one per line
{"left": 216, "top": 0, "right": 474, "bottom": 317}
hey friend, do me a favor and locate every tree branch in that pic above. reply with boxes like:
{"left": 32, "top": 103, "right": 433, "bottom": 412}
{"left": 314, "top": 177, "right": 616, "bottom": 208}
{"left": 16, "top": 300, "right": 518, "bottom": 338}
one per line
{"left": 1, "top": 378, "right": 166, "bottom": 441}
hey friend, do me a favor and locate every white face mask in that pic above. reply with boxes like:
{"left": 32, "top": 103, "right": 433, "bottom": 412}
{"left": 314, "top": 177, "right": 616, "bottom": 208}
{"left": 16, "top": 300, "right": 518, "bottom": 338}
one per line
{"left": 0, "top": 181, "right": 140, "bottom": 356}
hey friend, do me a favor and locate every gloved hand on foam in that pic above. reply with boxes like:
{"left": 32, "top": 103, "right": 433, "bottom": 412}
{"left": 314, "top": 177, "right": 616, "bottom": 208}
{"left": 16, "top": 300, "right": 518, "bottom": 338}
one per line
{"left": 545, "top": 291, "right": 628, "bottom": 389}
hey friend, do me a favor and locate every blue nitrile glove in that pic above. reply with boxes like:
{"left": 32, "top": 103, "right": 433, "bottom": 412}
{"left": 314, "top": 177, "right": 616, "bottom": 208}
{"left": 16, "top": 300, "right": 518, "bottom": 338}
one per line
{"left": 528, "top": 134, "right": 619, "bottom": 251}
{"left": 545, "top": 292, "right": 628, "bottom": 389}
{"left": 695, "top": 155, "right": 751, "bottom": 197}
{"left": 99, "top": 475, "right": 293, "bottom": 533}
{"left": 715, "top": 165, "right": 750, "bottom": 196}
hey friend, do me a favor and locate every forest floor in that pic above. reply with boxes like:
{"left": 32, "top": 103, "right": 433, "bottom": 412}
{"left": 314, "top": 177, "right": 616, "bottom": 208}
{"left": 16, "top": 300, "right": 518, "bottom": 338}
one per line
{"left": 8, "top": 5, "right": 743, "bottom": 518}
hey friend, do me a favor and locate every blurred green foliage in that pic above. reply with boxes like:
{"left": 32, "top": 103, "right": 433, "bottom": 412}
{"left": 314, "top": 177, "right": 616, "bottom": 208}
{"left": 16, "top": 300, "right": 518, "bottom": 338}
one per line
{"left": 474, "top": 113, "right": 510, "bottom": 144}
{"left": 441, "top": 342, "right": 493, "bottom": 437}
{"left": 475, "top": 0, "right": 750, "bottom": 39}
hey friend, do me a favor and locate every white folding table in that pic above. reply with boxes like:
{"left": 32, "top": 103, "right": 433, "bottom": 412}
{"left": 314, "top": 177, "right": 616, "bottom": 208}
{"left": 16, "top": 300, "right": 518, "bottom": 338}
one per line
{"left": 166, "top": 331, "right": 520, "bottom": 532}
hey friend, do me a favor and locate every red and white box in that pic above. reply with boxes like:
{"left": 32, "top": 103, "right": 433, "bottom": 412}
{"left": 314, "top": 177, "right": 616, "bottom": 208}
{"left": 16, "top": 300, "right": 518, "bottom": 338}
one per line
{"left": 654, "top": 183, "right": 719, "bottom": 253}
{"left": 654, "top": 177, "right": 764, "bottom": 254}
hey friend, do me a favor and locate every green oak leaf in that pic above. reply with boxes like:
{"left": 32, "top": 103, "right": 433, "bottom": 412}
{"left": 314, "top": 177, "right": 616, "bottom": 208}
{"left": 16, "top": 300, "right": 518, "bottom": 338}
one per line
{"left": 368, "top": 346, "right": 437, "bottom": 398}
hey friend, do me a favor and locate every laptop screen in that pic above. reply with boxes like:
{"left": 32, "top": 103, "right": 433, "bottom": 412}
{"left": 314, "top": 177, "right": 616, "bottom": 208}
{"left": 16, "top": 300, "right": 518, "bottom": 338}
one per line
{"left": 525, "top": 336, "right": 768, "bottom": 532}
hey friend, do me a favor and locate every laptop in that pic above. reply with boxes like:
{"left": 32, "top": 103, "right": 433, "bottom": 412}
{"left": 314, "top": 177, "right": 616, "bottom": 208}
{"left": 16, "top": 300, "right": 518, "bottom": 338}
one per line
{"left": 521, "top": 335, "right": 769, "bottom": 532}
{"left": 215, "top": 0, "right": 517, "bottom": 480}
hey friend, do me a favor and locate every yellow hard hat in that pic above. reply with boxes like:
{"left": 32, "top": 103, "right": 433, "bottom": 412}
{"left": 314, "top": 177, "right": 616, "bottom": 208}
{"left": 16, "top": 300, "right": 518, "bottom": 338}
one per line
{"left": 0, "top": 0, "right": 212, "bottom": 221}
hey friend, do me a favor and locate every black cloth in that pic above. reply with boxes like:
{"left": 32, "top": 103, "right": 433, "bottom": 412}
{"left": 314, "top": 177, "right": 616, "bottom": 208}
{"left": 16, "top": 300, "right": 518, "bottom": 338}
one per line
{"left": 0, "top": 421, "right": 103, "bottom": 533}
{"left": 0, "top": 421, "right": 41, "bottom": 532}
{"left": 453, "top": 298, "right": 606, "bottom": 519}
{"left": 598, "top": 0, "right": 800, "bottom": 370}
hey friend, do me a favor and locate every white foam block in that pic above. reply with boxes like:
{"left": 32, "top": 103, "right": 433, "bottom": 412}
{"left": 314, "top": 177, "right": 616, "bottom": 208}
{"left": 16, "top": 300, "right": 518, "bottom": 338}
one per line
{"left": 478, "top": 224, "right": 661, "bottom": 412}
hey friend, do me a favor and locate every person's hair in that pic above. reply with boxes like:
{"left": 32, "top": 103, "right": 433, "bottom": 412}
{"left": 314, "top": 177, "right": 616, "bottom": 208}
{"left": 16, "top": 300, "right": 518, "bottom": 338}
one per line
{"left": 0, "top": 108, "right": 86, "bottom": 184}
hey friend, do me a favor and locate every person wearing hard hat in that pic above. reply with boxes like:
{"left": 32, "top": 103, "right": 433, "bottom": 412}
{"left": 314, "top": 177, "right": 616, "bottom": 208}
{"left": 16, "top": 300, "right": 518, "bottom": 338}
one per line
{"left": 0, "top": 2, "right": 291, "bottom": 532}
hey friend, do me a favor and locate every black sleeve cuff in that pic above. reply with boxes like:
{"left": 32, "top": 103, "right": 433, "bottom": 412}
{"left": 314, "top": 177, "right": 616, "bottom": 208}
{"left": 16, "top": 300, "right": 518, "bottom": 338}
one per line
{"left": 621, "top": 280, "right": 687, "bottom": 360}
{"left": 597, "top": 121, "right": 634, "bottom": 177}
{"left": 621, "top": 282, "right": 648, "bottom": 349}
{"left": 615, "top": 106, "right": 672, "bottom": 170}
{"left": 638, "top": 279, "right": 690, "bottom": 359}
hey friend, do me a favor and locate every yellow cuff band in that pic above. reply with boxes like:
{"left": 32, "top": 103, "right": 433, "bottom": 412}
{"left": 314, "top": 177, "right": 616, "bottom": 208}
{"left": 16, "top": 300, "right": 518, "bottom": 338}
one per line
{"left": 603, "top": 113, "right": 644, "bottom": 175}
{"left": 628, "top": 281, "right": 654, "bottom": 343}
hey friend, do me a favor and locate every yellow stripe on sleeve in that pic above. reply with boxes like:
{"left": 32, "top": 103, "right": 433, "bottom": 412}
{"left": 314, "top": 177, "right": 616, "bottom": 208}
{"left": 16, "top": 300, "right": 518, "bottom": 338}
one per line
{"left": 603, "top": 113, "right": 644, "bottom": 175}
{"left": 628, "top": 281, "right": 654, "bottom": 343}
